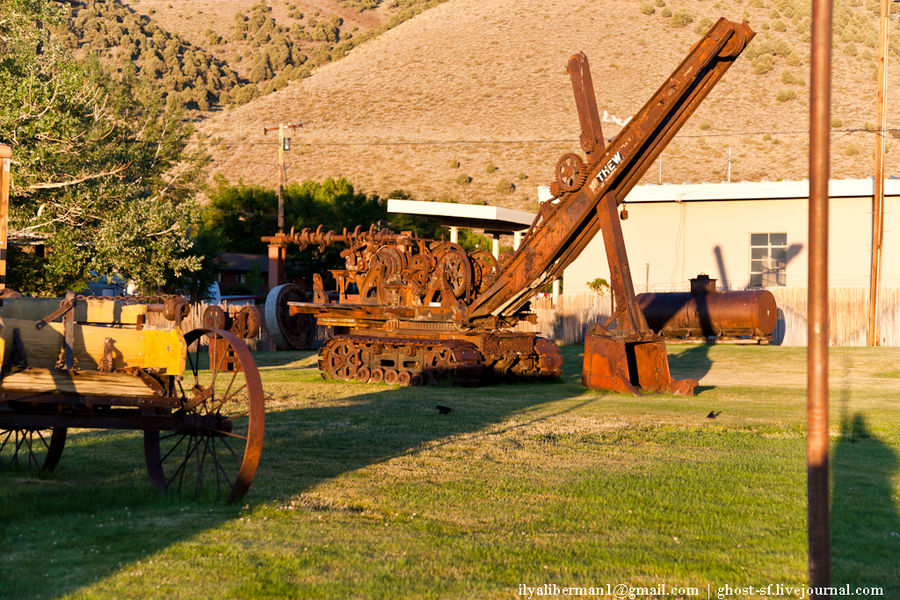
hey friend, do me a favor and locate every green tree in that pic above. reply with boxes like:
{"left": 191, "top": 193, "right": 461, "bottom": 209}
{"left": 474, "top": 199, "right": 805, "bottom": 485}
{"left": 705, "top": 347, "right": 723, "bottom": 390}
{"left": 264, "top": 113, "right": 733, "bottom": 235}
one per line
{"left": 201, "top": 177, "right": 388, "bottom": 287}
{"left": 0, "top": 0, "right": 206, "bottom": 295}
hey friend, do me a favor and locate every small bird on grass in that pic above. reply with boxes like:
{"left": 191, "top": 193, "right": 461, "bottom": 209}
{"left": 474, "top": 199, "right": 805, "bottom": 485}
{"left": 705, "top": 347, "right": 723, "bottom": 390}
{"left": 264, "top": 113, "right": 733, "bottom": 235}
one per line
{"left": 436, "top": 405, "right": 453, "bottom": 414}
{"left": 707, "top": 410, "right": 721, "bottom": 419}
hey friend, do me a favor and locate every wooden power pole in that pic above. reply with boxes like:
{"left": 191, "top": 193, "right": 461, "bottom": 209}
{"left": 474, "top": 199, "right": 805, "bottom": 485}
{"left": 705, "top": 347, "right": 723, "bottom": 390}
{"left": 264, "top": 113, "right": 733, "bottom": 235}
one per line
{"left": 869, "top": 0, "right": 890, "bottom": 346}
{"left": 263, "top": 121, "right": 302, "bottom": 231}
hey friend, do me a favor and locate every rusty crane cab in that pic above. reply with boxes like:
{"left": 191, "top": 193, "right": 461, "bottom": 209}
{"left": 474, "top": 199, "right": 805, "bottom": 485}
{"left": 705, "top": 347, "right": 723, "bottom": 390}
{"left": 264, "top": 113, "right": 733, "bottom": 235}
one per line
{"left": 264, "top": 18, "right": 755, "bottom": 394}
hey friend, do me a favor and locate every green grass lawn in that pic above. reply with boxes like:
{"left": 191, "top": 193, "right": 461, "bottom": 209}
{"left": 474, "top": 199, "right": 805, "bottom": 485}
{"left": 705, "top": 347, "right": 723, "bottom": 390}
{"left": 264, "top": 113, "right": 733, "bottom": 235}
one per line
{"left": 1, "top": 344, "right": 898, "bottom": 599}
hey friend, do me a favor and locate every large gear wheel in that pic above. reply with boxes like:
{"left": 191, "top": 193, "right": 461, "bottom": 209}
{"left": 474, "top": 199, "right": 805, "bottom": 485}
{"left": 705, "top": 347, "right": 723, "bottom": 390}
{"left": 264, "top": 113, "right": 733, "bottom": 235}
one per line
{"left": 554, "top": 152, "right": 588, "bottom": 193}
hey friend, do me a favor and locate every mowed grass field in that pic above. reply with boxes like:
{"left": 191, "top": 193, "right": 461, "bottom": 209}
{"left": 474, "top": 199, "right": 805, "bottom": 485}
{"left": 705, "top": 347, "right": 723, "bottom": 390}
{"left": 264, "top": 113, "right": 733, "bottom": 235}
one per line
{"left": 1, "top": 344, "right": 898, "bottom": 599}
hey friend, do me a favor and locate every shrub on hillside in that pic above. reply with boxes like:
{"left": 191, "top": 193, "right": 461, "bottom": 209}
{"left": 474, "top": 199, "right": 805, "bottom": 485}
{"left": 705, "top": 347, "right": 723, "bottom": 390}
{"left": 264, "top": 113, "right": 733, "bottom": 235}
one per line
{"left": 669, "top": 10, "right": 693, "bottom": 27}
{"left": 640, "top": 2, "right": 655, "bottom": 15}
{"left": 775, "top": 89, "right": 797, "bottom": 102}
{"left": 781, "top": 69, "right": 802, "bottom": 85}
{"left": 694, "top": 17, "right": 713, "bottom": 35}
{"left": 339, "top": 0, "right": 380, "bottom": 11}
{"left": 495, "top": 180, "right": 515, "bottom": 195}
{"left": 753, "top": 55, "right": 776, "bottom": 75}
{"left": 65, "top": 0, "right": 244, "bottom": 109}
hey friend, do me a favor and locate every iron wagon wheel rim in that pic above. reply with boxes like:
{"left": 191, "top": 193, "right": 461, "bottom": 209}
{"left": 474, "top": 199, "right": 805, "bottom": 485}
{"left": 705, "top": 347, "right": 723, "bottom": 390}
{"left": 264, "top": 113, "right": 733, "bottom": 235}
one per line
{"left": 0, "top": 427, "right": 67, "bottom": 473}
{"left": 144, "top": 328, "right": 265, "bottom": 503}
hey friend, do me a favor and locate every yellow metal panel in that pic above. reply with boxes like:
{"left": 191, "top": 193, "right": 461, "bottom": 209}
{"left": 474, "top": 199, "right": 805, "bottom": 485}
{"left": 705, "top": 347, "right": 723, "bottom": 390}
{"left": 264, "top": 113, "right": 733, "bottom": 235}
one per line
{"left": 0, "top": 318, "right": 186, "bottom": 374}
{"left": 143, "top": 327, "right": 187, "bottom": 375}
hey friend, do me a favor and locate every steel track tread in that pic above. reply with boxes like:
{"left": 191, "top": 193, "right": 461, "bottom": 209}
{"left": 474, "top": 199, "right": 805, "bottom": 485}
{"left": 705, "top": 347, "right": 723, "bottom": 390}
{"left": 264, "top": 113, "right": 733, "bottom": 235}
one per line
{"left": 318, "top": 335, "right": 485, "bottom": 386}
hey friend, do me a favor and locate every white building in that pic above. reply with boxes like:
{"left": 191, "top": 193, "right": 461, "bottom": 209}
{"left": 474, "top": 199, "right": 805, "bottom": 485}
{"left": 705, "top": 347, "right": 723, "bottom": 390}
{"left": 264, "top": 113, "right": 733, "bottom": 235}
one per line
{"left": 560, "top": 178, "right": 900, "bottom": 295}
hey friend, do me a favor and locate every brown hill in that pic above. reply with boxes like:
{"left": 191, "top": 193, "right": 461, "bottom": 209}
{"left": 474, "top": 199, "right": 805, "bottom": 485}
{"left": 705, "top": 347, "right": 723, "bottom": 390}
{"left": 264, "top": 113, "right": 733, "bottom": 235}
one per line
{"left": 122, "top": 0, "right": 446, "bottom": 97}
{"left": 197, "top": 0, "right": 900, "bottom": 210}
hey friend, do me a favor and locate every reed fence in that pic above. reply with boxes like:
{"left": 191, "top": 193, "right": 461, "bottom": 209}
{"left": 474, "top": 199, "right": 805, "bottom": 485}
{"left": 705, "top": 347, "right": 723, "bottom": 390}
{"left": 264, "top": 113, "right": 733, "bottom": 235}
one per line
{"left": 520, "top": 289, "right": 900, "bottom": 347}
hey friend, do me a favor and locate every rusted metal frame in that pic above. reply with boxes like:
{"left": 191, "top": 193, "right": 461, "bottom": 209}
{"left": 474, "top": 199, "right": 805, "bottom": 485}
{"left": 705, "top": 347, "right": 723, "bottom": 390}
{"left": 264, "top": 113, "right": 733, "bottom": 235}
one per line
{"left": 568, "top": 52, "right": 605, "bottom": 158}
{"left": 288, "top": 301, "right": 462, "bottom": 322}
{"left": 548, "top": 31, "right": 752, "bottom": 264}
{"left": 808, "top": 0, "right": 832, "bottom": 593}
{"left": 596, "top": 191, "right": 650, "bottom": 333}
{"left": 34, "top": 295, "right": 76, "bottom": 330}
{"left": 533, "top": 47, "right": 744, "bottom": 292}
{"left": 469, "top": 19, "right": 753, "bottom": 319}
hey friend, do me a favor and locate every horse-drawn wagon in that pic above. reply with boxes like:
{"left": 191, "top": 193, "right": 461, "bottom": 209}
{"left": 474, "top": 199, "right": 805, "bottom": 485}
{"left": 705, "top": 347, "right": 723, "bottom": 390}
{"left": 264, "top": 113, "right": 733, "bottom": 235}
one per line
{"left": 0, "top": 146, "right": 264, "bottom": 502}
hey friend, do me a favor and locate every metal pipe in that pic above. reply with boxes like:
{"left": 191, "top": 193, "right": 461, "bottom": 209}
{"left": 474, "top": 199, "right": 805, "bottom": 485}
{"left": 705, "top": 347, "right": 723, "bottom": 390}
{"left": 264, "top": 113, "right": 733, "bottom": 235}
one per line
{"left": 809, "top": 0, "right": 832, "bottom": 594}
{"left": 868, "top": 0, "right": 889, "bottom": 346}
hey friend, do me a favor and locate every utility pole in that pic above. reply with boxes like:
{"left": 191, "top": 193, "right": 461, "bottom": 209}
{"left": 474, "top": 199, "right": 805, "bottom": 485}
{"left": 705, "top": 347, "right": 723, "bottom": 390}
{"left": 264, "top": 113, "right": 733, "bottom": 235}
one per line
{"left": 726, "top": 147, "right": 732, "bottom": 183}
{"left": 868, "top": 0, "right": 895, "bottom": 346}
{"left": 263, "top": 121, "right": 302, "bottom": 231}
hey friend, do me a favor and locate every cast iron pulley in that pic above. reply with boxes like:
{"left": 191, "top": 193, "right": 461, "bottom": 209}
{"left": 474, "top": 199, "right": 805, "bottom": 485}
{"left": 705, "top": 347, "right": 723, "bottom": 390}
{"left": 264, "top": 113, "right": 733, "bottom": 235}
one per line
{"left": 264, "top": 283, "right": 317, "bottom": 350}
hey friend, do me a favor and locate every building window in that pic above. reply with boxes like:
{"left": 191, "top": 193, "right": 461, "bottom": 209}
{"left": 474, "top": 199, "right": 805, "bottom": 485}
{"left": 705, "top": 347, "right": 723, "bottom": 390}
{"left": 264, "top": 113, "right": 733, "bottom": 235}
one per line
{"left": 749, "top": 233, "right": 787, "bottom": 287}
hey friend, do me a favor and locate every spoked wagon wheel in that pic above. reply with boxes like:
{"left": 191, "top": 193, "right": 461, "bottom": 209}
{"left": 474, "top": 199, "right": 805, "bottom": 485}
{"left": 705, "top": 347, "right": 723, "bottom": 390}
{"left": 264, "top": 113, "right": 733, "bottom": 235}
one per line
{"left": 0, "top": 427, "right": 67, "bottom": 473}
{"left": 144, "top": 328, "right": 264, "bottom": 503}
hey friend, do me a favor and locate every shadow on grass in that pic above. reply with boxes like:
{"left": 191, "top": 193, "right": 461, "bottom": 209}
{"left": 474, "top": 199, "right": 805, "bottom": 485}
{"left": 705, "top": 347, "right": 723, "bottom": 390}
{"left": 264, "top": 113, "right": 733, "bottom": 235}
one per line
{"left": 252, "top": 349, "right": 317, "bottom": 369}
{"left": 0, "top": 355, "right": 586, "bottom": 600}
{"left": 666, "top": 344, "right": 714, "bottom": 392}
{"left": 832, "top": 414, "right": 900, "bottom": 594}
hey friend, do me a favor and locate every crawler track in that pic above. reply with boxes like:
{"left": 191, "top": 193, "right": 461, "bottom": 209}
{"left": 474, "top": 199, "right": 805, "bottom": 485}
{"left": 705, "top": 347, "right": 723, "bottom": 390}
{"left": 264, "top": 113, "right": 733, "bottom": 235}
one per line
{"left": 319, "top": 336, "right": 484, "bottom": 385}
{"left": 318, "top": 334, "right": 562, "bottom": 386}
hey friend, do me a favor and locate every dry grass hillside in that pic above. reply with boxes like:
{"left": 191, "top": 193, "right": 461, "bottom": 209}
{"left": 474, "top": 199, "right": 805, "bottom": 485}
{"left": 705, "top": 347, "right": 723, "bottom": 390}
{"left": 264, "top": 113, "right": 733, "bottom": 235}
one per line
{"left": 197, "top": 0, "right": 900, "bottom": 210}
{"left": 121, "top": 0, "right": 445, "bottom": 96}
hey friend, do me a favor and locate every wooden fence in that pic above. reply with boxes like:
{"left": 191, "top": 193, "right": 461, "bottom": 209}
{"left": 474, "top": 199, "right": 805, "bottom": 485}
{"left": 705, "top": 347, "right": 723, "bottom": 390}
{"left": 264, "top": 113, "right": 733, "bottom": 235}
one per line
{"left": 521, "top": 289, "right": 900, "bottom": 347}
{"left": 148, "top": 301, "right": 273, "bottom": 350}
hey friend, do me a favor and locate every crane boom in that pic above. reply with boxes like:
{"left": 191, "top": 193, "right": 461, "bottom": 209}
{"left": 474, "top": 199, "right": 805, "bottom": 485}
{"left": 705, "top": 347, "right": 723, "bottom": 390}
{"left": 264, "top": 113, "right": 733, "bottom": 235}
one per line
{"left": 468, "top": 18, "right": 755, "bottom": 321}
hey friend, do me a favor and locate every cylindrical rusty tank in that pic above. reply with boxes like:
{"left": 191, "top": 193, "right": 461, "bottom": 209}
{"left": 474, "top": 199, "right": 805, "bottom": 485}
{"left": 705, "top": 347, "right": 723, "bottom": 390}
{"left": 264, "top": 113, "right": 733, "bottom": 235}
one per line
{"left": 635, "top": 275, "right": 778, "bottom": 339}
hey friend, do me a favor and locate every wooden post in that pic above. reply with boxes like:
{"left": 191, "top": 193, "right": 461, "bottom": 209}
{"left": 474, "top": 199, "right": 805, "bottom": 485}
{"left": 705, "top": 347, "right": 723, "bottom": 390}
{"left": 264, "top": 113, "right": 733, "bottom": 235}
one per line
{"left": 267, "top": 243, "right": 286, "bottom": 290}
{"left": 868, "top": 0, "right": 890, "bottom": 346}
{"left": 0, "top": 145, "right": 11, "bottom": 291}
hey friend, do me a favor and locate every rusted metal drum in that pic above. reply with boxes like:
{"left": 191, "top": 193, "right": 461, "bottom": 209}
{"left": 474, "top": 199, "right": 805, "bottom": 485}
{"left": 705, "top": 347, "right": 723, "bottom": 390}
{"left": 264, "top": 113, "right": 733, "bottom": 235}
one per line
{"left": 635, "top": 289, "right": 777, "bottom": 338}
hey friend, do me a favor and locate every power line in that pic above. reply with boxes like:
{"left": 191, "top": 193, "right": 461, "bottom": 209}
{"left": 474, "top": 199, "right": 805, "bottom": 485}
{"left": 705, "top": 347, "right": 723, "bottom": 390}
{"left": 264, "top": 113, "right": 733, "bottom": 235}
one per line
{"left": 194, "top": 128, "right": 885, "bottom": 147}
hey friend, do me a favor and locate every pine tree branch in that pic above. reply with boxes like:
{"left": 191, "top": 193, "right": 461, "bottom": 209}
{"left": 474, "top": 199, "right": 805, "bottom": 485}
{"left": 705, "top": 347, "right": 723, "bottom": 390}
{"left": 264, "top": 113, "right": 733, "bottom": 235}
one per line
{"left": 26, "top": 163, "right": 130, "bottom": 190}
